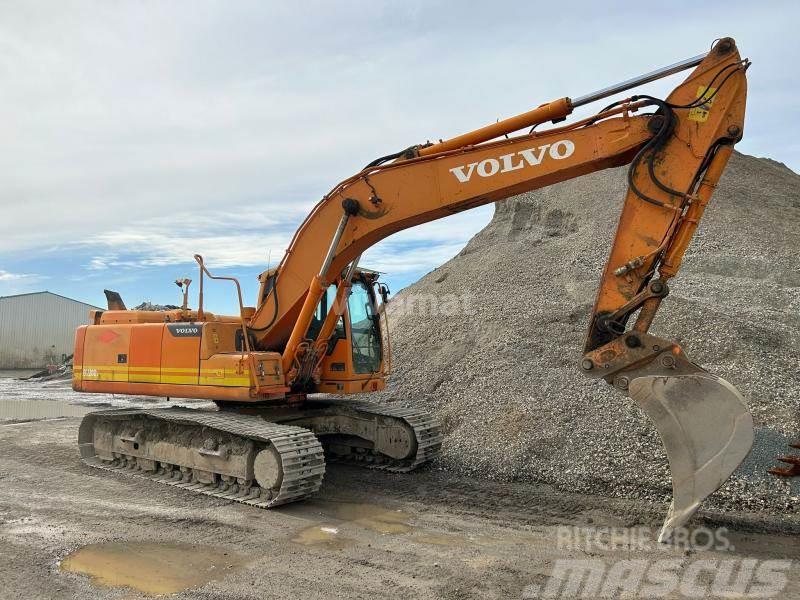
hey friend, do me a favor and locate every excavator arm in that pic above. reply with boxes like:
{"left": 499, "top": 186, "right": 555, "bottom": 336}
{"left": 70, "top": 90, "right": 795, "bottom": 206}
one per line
{"left": 250, "top": 38, "right": 751, "bottom": 540}
{"left": 254, "top": 39, "right": 746, "bottom": 359}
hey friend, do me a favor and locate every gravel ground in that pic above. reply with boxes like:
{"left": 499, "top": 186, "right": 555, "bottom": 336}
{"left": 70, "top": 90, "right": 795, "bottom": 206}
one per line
{"left": 1, "top": 416, "right": 798, "bottom": 599}
{"left": 375, "top": 151, "right": 800, "bottom": 516}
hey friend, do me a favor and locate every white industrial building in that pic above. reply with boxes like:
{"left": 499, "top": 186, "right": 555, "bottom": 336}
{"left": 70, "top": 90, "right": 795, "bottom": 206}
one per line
{"left": 0, "top": 291, "right": 99, "bottom": 369}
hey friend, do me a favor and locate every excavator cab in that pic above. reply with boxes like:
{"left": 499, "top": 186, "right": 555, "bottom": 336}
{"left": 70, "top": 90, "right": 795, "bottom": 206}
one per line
{"left": 311, "top": 270, "right": 387, "bottom": 393}
{"left": 347, "top": 274, "right": 384, "bottom": 373}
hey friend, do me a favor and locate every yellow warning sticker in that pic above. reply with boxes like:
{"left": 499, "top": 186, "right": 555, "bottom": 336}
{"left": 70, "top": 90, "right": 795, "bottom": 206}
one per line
{"left": 688, "top": 85, "right": 716, "bottom": 122}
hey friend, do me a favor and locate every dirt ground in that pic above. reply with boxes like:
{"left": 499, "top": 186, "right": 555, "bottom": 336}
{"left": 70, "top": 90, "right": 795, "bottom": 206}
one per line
{"left": 1, "top": 415, "right": 798, "bottom": 600}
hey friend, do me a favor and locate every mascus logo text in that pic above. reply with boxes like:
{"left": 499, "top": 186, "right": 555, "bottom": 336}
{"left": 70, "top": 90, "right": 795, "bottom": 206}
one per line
{"left": 167, "top": 323, "right": 202, "bottom": 337}
{"left": 448, "top": 139, "right": 575, "bottom": 183}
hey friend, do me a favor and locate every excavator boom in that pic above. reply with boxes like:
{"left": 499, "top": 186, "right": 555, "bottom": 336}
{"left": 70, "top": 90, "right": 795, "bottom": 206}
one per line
{"left": 74, "top": 38, "right": 753, "bottom": 541}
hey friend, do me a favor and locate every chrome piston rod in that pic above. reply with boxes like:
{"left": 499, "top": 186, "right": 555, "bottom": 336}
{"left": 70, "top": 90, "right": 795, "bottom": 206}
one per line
{"left": 571, "top": 52, "right": 708, "bottom": 108}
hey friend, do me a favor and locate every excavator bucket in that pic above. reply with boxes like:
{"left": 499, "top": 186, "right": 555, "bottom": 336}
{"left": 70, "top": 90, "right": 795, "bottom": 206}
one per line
{"left": 629, "top": 374, "right": 754, "bottom": 542}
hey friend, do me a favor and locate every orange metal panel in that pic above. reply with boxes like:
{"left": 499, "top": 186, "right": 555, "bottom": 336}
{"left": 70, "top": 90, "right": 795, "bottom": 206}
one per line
{"left": 254, "top": 354, "right": 283, "bottom": 388}
{"left": 160, "top": 323, "right": 201, "bottom": 385}
{"left": 129, "top": 324, "right": 164, "bottom": 383}
{"left": 81, "top": 325, "right": 131, "bottom": 383}
{"left": 319, "top": 337, "right": 352, "bottom": 381}
{"left": 199, "top": 322, "right": 240, "bottom": 359}
{"left": 200, "top": 353, "right": 250, "bottom": 387}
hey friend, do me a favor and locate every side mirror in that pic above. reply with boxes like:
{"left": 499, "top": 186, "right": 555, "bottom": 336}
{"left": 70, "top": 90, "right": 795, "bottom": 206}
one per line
{"left": 376, "top": 282, "right": 390, "bottom": 304}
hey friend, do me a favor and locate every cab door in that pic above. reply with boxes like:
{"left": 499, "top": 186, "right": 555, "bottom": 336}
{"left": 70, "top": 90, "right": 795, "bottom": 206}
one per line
{"left": 347, "top": 279, "right": 383, "bottom": 375}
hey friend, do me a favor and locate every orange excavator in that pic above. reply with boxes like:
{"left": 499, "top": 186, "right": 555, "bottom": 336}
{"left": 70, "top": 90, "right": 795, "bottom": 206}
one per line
{"left": 74, "top": 38, "right": 752, "bottom": 542}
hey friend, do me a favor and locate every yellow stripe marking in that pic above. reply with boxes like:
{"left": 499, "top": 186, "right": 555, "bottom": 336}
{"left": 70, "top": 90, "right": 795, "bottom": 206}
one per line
{"left": 80, "top": 364, "right": 252, "bottom": 386}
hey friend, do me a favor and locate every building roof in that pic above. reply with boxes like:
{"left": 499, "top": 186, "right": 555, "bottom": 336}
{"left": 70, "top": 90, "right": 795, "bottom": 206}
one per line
{"left": 0, "top": 290, "right": 101, "bottom": 309}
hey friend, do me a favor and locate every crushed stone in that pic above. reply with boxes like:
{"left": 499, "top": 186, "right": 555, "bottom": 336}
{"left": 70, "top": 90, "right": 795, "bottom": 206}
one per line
{"left": 375, "top": 151, "right": 800, "bottom": 515}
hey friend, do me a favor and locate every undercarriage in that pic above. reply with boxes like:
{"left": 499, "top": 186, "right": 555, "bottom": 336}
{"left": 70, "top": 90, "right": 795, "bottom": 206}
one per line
{"left": 78, "top": 399, "right": 443, "bottom": 507}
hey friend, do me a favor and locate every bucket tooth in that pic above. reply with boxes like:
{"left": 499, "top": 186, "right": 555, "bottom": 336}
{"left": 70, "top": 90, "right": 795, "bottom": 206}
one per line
{"left": 768, "top": 465, "right": 800, "bottom": 477}
{"left": 628, "top": 373, "right": 754, "bottom": 543}
{"left": 768, "top": 442, "right": 800, "bottom": 477}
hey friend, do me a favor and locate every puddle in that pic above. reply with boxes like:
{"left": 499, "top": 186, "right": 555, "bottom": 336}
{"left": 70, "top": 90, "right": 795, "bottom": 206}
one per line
{"left": 288, "top": 501, "right": 414, "bottom": 547}
{"left": 0, "top": 398, "right": 91, "bottom": 421}
{"left": 291, "top": 525, "right": 354, "bottom": 549}
{"left": 60, "top": 542, "right": 243, "bottom": 596}
{"left": 323, "top": 501, "right": 414, "bottom": 535}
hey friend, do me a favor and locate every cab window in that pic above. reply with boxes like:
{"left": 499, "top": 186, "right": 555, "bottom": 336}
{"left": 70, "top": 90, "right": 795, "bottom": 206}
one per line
{"left": 307, "top": 285, "right": 345, "bottom": 346}
{"left": 348, "top": 280, "right": 381, "bottom": 373}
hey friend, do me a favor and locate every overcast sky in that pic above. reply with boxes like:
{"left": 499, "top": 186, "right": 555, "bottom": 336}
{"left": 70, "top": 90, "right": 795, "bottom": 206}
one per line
{"left": 1, "top": 1, "right": 798, "bottom": 311}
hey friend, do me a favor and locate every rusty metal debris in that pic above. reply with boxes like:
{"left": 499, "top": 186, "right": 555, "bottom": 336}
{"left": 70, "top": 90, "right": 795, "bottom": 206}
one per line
{"left": 768, "top": 441, "right": 800, "bottom": 477}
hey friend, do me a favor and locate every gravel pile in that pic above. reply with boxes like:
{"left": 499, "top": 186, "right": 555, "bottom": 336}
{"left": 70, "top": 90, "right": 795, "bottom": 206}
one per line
{"left": 134, "top": 301, "right": 180, "bottom": 311}
{"left": 376, "top": 151, "right": 799, "bottom": 515}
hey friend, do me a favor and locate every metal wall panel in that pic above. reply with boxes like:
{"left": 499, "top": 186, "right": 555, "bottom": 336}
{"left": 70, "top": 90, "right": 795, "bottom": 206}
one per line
{"left": 0, "top": 292, "right": 98, "bottom": 368}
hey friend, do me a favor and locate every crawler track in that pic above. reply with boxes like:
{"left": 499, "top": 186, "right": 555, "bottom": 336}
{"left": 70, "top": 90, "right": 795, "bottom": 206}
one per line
{"left": 79, "top": 408, "right": 325, "bottom": 508}
{"left": 322, "top": 400, "right": 443, "bottom": 472}
{"left": 78, "top": 401, "right": 441, "bottom": 509}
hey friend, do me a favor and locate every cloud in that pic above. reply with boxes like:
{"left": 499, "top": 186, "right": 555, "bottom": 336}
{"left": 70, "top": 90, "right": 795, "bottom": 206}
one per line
{"left": 363, "top": 242, "right": 468, "bottom": 274}
{"left": 0, "top": 1, "right": 797, "bottom": 305}
{"left": 76, "top": 209, "right": 306, "bottom": 270}
{"left": 0, "top": 269, "right": 47, "bottom": 297}
{"left": 71, "top": 198, "right": 492, "bottom": 281}
{"left": 0, "top": 269, "right": 32, "bottom": 281}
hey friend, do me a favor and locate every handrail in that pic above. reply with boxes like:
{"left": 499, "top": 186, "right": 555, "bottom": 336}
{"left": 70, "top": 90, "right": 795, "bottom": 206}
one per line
{"left": 194, "top": 254, "right": 260, "bottom": 390}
